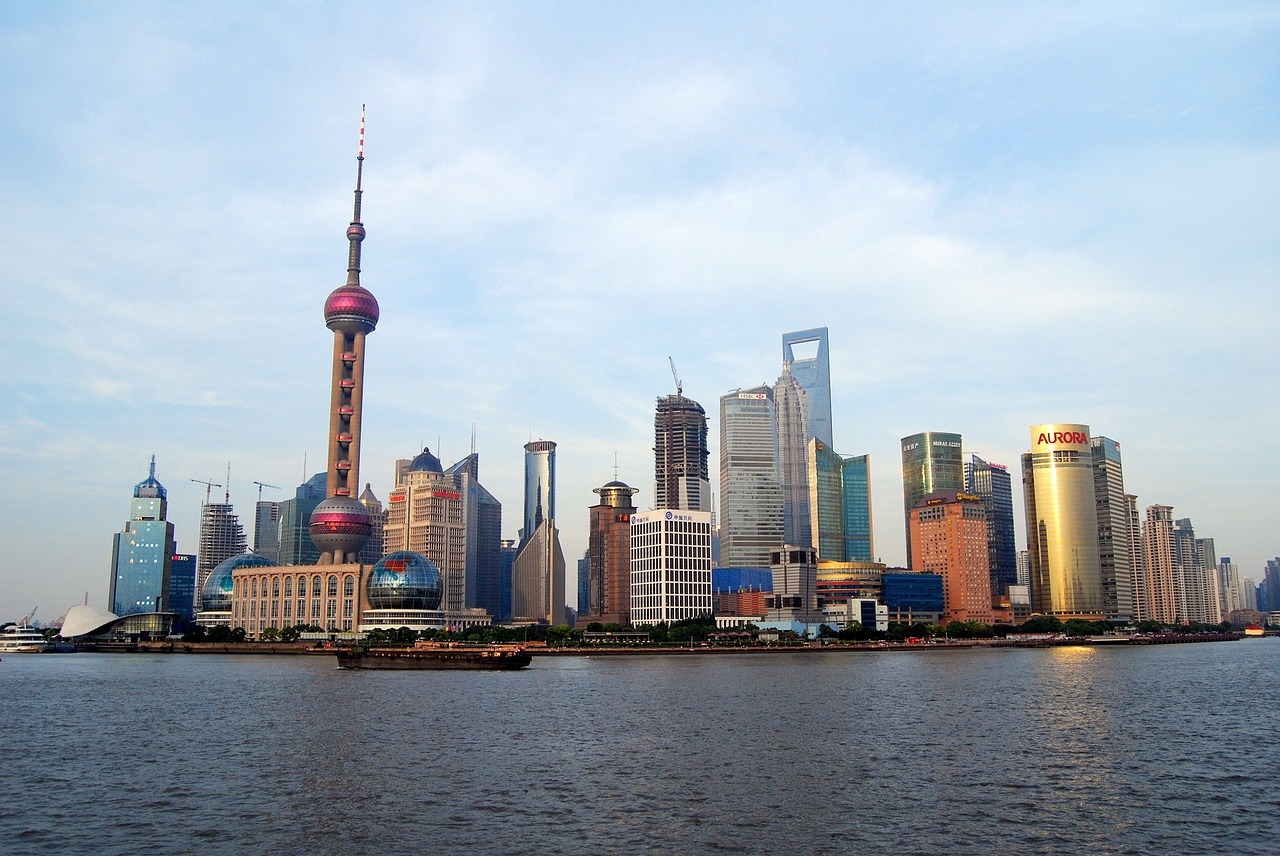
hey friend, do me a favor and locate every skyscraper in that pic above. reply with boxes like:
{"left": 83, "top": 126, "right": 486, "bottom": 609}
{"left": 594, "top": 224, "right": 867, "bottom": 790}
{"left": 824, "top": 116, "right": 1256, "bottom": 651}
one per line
{"left": 654, "top": 394, "right": 711, "bottom": 512}
{"left": 513, "top": 440, "right": 566, "bottom": 624}
{"left": 445, "top": 452, "right": 503, "bottom": 614}
{"left": 806, "top": 441, "right": 874, "bottom": 562}
{"left": 719, "top": 386, "right": 784, "bottom": 568}
{"left": 356, "top": 483, "right": 386, "bottom": 565}
{"left": 781, "top": 327, "right": 832, "bottom": 446}
{"left": 584, "top": 479, "right": 638, "bottom": 626}
{"left": 964, "top": 455, "right": 1017, "bottom": 602}
{"left": 253, "top": 500, "right": 281, "bottom": 564}
{"left": 774, "top": 366, "right": 812, "bottom": 547}
{"left": 1022, "top": 424, "right": 1104, "bottom": 619}
{"left": 196, "top": 498, "right": 247, "bottom": 601}
{"left": 630, "top": 509, "right": 713, "bottom": 625}
{"left": 385, "top": 448, "right": 467, "bottom": 612}
{"left": 276, "top": 473, "right": 326, "bottom": 566}
{"left": 901, "top": 432, "right": 963, "bottom": 568}
{"left": 1142, "top": 505, "right": 1177, "bottom": 624}
{"left": 309, "top": 109, "right": 378, "bottom": 565}
{"left": 1090, "top": 437, "right": 1134, "bottom": 622}
{"left": 109, "top": 457, "right": 176, "bottom": 616}
{"left": 908, "top": 491, "right": 993, "bottom": 625}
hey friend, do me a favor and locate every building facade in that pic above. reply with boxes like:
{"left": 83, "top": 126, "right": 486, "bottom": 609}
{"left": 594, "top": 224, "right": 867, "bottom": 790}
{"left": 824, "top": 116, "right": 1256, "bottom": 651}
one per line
{"left": 781, "top": 327, "right": 833, "bottom": 446}
{"left": 901, "top": 432, "right": 963, "bottom": 568}
{"left": 1091, "top": 437, "right": 1134, "bottom": 621}
{"left": 630, "top": 509, "right": 713, "bottom": 625}
{"left": 719, "top": 386, "right": 784, "bottom": 568}
{"left": 1142, "top": 505, "right": 1178, "bottom": 624}
{"left": 196, "top": 501, "right": 247, "bottom": 603}
{"left": 384, "top": 448, "right": 468, "bottom": 612}
{"left": 109, "top": 458, "right": 176, "bottom": 617}
{"left": 964, "top": 455, "right": 1017, "bottom": 602}
{"left": 584, "top": 479, "right": 639, "bottom": 626}
{"left": 1022, "top": 424, "right": 1105, "bottom": 619}
{"left": 654, "top": 394, "right": 712, "bottom": 512}
{"left": 909, "top": 491, "right": 994, "bottom": 625}
{"left": 276, "top": 473, "right": 327, "bottom": 567}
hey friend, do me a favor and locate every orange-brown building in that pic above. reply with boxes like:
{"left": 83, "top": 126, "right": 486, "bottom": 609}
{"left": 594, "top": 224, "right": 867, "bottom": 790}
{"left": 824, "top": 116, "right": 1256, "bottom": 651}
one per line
{"left": 579, "top": 480, "right": 638, "bottom": 627}
{"left": 909, "top": 491, "right": 994, "bottom": 624}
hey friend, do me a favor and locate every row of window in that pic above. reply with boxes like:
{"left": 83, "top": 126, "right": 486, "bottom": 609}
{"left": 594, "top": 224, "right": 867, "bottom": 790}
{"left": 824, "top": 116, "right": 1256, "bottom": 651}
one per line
{"left": 236, "top": 574, "right": 355, "bottom": 600}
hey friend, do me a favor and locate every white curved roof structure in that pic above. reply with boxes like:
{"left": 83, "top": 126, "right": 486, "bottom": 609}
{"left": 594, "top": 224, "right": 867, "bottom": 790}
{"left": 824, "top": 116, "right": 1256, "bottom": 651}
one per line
{"left": 60, "top": 604, "right": 119, "bottom": 638}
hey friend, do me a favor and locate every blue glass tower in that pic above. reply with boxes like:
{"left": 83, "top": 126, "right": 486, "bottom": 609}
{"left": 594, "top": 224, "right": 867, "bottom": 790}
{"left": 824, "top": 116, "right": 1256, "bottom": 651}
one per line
{"left": 782, "top": 328, "right": 833, "bottom": 446}
{"left": 109, "top": 457, "right": 176, "bottom": 616}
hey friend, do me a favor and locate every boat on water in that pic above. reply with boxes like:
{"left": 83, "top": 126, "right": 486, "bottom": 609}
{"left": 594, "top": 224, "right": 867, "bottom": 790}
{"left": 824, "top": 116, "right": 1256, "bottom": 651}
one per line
{"left": 0, "top": 624, "right": 54, "bottom": 654}
{"left": 335, "top": 641, "right": 532, "bottom": 671}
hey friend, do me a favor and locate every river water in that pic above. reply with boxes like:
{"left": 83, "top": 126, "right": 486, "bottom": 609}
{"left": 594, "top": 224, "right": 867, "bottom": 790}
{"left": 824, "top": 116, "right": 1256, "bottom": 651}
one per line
{"left": 1, "top": 640, "right": 1276, "bottom": 855}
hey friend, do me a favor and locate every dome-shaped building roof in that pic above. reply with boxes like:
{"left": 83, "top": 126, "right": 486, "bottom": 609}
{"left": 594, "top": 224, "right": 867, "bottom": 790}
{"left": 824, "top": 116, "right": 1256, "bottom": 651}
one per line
{"left": 408, "top": 447, "right": 443, "bottom": 474}
{"left": 200, "top": 554, "right": 276, "bottom": 613}
{"left": 324, "top": 283, "right": 380, "bottom": 334}
{"left": 308, "top": 496, "right": 372, "bottom": 558}
{"left": 367, "top": 551, "right": 442, "bottom": 610}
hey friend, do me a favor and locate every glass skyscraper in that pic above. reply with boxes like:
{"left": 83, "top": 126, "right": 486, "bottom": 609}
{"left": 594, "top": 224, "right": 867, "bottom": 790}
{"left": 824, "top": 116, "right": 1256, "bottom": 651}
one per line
{"left": 654, "top": 394, "right": 712, "bottom": 512}
{"left": 782, "top": 328, "right": 833, "bottom": 446}
{"left": 719, "top": 386, "right": 784, "bottom": 568}
{"left": 109, "top": 458, "right": 176, "bottom": 616}
{"left": 1090, "top": 437, "right": 1134, "bottom": 621}
{"left": 774, "top": 367, "right": 812, "bottom": 547}
{"left": 806, "top": 441, "right": 874, "bottom": 563}
{"left": 965, "top": 454, "right": 1017, "bottom": 601}
{"left": 901, "top": 432, "right": 963, "bottom": 568}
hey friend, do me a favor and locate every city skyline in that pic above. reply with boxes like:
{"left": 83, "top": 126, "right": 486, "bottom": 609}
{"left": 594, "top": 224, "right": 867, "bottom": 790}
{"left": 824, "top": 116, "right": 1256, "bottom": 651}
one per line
{"left": 4, "top": 4, "right": 1279, "bottom": 619}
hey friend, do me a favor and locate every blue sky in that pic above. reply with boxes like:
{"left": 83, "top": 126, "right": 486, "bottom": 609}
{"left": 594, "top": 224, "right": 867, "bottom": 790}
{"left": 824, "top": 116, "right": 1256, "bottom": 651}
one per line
{"left": 3, "top": 2, "right": 1278, "bottom": 622}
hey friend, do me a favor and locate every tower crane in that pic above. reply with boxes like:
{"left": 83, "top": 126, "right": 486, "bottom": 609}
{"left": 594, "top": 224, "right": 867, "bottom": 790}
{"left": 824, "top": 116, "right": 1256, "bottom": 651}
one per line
{"left": 253, "top": 481, "right": 281, "bottom": 502}
{"left": 190, "top": 478, "right": 221, "bottom": 505}
{"left": 668, "top": 356, "right": 682, "bottom": 396}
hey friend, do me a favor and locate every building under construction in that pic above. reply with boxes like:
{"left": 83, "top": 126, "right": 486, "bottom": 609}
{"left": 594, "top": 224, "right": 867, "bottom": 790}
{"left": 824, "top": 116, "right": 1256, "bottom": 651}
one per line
{"left": 654, "top": 393, "right": 711, "bottom": 512}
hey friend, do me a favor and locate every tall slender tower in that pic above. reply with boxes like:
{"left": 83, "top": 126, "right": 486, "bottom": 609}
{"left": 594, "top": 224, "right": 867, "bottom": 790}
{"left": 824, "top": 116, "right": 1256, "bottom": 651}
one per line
{"left": 310, "top": 108, "right": 380, "bottom": 565}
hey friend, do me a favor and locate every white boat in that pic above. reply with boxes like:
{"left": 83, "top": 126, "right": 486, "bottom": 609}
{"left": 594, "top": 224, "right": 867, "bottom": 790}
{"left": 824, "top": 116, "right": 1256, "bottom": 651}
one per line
{"left": 0, "top": 623, "right": 53, "bottom": 653}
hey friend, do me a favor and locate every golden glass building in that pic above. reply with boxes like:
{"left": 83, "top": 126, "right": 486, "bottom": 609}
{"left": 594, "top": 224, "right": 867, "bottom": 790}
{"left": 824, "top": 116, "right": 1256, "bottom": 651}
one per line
{"left": 1021, "top": 424, "right": 1105, "bottom": 619}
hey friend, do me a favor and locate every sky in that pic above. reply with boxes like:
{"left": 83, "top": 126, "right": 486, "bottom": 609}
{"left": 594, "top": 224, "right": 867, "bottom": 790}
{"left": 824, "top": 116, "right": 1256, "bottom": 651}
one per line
{"left": 3, "top": 2, "right": 1278, "bottom": 624}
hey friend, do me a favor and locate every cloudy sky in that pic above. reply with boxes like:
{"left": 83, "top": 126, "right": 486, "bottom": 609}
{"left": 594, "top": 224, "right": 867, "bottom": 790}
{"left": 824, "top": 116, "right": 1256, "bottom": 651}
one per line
{"left": 3, "top": 2, "right": 1277, "bottom": 622}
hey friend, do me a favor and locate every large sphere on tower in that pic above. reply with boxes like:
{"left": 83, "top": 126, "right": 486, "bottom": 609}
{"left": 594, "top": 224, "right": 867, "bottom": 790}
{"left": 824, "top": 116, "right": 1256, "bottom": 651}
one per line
{"left": 309, "top": 496, "right": 372, "bottom": 557}
{"left": 324, "top": 283, "right": 380, "bottom": 334}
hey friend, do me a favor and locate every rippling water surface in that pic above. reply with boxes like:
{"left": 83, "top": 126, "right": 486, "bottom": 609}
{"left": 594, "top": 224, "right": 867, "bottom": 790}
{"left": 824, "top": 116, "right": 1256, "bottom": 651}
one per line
{"left": 2, "top": 640, "right": 1277, "bottom": 855}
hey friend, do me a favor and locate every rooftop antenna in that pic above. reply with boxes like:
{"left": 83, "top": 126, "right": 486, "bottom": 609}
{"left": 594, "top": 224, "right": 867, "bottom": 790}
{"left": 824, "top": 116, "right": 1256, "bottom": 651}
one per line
{"left": 347, "top": 104, "right": 365, "bottom": 285}
{"left": 669, "top": 356, "right": 682, "bottom": 395}
{"left": 613, "top": 451, "right": 619, "bottom": 480}
{"left": 471, "top": 423, "right": 477, "bottom": 456}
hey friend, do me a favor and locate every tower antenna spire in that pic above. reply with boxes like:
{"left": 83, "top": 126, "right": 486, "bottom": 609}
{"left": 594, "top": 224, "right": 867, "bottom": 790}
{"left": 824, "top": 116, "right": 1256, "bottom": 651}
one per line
{"left": 347, "top": 105, "right": 366, "bottom": 287}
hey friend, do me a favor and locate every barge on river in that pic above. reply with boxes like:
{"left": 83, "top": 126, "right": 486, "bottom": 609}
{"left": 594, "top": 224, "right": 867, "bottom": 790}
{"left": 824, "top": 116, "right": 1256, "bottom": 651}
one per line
{"left": 335, "top": 641, "right": 532, "bottom": 671}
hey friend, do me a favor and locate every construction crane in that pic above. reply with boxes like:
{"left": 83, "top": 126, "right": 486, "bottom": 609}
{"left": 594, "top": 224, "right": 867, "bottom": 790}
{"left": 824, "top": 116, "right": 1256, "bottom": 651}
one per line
{"left": 253, "top": 481, "right": 281, "bottom": 502}
{"left": 191, "top": 478, "right": 221, "bottom": 505}
{"left": 20, "top": 606, "right": 37, "bottom": 626}
{"left": 668, "top": 356, "right": 682, "bottom": 396}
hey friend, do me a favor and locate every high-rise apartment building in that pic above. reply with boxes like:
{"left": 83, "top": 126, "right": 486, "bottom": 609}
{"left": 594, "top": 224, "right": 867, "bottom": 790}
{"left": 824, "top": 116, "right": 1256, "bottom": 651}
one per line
{"left": 109, "top": 457, "right": 176, "bottom": 616}
{"left": 774, "top": 367, "right": 811, "bottom": 547}
{"left": 583, "top": 479, "right": 639, "bottom": 626}
{"left": 1217, "top": 557, "right": 1243, "bottom": 618}
{"left": 807, "top": 440, "right": 873, "bottom": 562}
{"left": 1174, "top": 519, "right": 1220, "bottom": 625}
{"left": 1142, "top": 505, "right": 1177, "bottom": 624}
{"left": 909, "top": 491, "right": 994, "bottom": 625}
{"left": 1022, "top": 424, "right": 1105, "bottom": 619}
{"left": 384, "top": 448, "right": 467, "bottom": 612}
{"left": 630, "top": 509, "right": 713, "bottom": 625}
{"left": 781, "top": 328, "right": 833, "bottom": 446}
{"left": 1091, "top": 437, "right": 1134, "bottom": 621}
{"left": 513, "top": 440, "right": 566, "bottom": 624}
{"left": 964, "top": 454, "right": 1017, "bottom": 601}
{"left": 1125, "top": 494, "right": 1146, "bottom": 620}
{"left": 719, "top": 386, "right": 784, "bottom": 568}
{"left": 901, "top": 432, "right": 963, "bottom": 568}
{"left": 654, "top": 394, "right": 711, "bottom": 512}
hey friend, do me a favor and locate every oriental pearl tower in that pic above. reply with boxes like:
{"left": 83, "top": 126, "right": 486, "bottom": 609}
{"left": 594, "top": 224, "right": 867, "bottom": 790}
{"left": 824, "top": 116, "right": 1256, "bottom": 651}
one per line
{"left": 310, "top": 108, "right": 379, "bottom": 565}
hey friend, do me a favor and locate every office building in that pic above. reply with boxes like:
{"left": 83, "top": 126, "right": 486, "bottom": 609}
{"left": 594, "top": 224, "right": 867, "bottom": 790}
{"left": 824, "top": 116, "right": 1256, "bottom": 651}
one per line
{"left": 356, "top": 483, "right": 386, "bottom": 565}
{"left": 909, "top": 491, "right": 993, "bottom": 625}
{"left": 654, "top": 393, "right": 712, "bottom": 512}
{"left": 169, "top": 551, "right": 197, "bottom": 622}
{"left": 513, "top": 440, "right": 566, "bottom": 624}
{"left": 712, "top": 567, "right": 772, "bottom": 617}
{"left": 774, "top": 366, "right": 812, "bottom": 547}
{"left": 719, "top": 386, "right": 784, "bottom": 568}
{"left": 766, "top": 546, "right": 821, "bottom": 621}
{"left": 1090, "top": 437, "right": 1134, "bottom": 621}
{"left": 816, "top": 560, "right": 885, "bottom": 606}
{"left": 807, "top": 440, "right": 874, "bottom": 563}
{"left": 965, "top": 455, "right": 1017, "bottom": 602}
{"left": 781, "top": 327, "right": 833, "bottom": 446}
{"left": 1022, "top": 424, "right": 1105, "bottom": 619}
{"left": 384, "top": 448, "right": 468, "bottom": 612}
{"left": 882, "top": 572, "right": 945, "bottom": 625}
{"left": 253, "top": 500, "right": 281, "bottom": 564}
{"left": 444, "top": 453, "right": 502, "bottom": 616}
{"left": 630, "top": 509, "right": 713, "bottom": 625}
{"left": 109, "top": 457, "right": 176, "bottom": 617}
{"left": 583, "top": 479, "right": 639, "bottom": 626}
{"left": 277, "top": 473, "right": 327, "bottom": 566}
{"left": 901, "top": 432, "right": 963, "bottom": 568}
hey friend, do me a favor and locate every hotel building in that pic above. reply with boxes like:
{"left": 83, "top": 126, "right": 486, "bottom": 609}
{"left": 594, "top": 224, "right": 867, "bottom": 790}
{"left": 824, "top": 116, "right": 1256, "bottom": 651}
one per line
{"left": 909, "top": 491, "right": 994, "bottom": 624}
{"left": 901, "top": 431, "right": 963, "bottom": 568}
